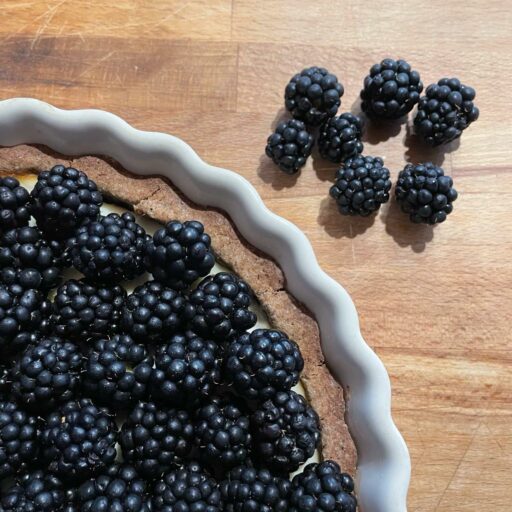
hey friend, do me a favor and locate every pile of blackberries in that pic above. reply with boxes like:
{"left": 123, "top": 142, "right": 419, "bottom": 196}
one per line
{"left": 265, "top": 59, "right": 478, "bottom": 225}
{"left": 0, "top": 166, "right": 357, "bottom": 511}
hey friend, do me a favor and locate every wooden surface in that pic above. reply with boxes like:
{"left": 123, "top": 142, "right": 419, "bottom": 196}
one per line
{"left": 0, "top": 1, "right": 511, "bottom": 510}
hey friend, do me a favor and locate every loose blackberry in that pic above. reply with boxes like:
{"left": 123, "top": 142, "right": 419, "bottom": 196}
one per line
{"left": 220, "top": 466, "right": 291, "bottom": 512}
{"left": 0, "top": 177, "right": 30, "bottom": 233}
{"left": 12, "top": 336, "right": 83, "bottom": 412}
{"left": 285, "top": 66, "right": 344, "bottom": 126}
{"left": 144, "top": 220, "right": 215, "bottom": 290}
{"left": 360, "top": 58, "right": 423, "bottom": 119}
{"left": 189, "top": 272, "right": 257, "bottom": 341}
{"left": 0, "top": 282, "right": 52, "bottom": 355}
{"left": 265, "top": 119, "right": 314, "bottom": 175}
{"left": 76, "top": 464, "right": 150, "bottom": 512}
{"left": 152, "top": 462, "right": 222, "bottom": 512}
{"left": 414, "top": 78, "right": 479, "bottom": 145}
{"left": 194, "top": 395, "right": 252, "bottom": 471}
{"left": 121, "top": 280, "right": 195, "bottom": 343}
{"left": 0, "top": 399, "right": 39, "bottom": 478}
{"left": 251, "top": 390, "right": 321, "bottom": 474}
{"left": 289, "top": 460, "right": 357, "bottom": 512}
{"left": 395, "top": 162, "right": 458, "bottom": 224}
{"left": 151, "top": 331, "right": 220, "bottom": 407}
{"left": 53, "top": 279, "right": 126, "bottom": 342}
{"left": 120, "top": 401, "right": 194, "bottom": 479}
{"left": 82, "top": 334, "right": 153, "bottom": 410}
{"left": 0, "top": 226, "right": 65, "bottom": 289}
{"left": 30, "top": 165, "right": 103, "bottom": 239}
{"left": 224, "top": 329, "right": 304, "bottom": 401}
{"left": 41, "top": 398, "right": 118, "bottom": 482}
{"left": 318, "top": 113, "right": 364, "bottom": 163}
{"left": 329, "top": 155, "right": 392, "bottom": 216}
{"left": 0, "top": 470, "right": 68, "bottom": 512}
{"left": 68, "top": 212, "right": 148, "bottom": 283}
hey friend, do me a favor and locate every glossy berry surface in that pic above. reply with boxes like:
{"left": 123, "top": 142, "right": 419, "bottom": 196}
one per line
{"left": 318, "top": 113, "right": 364, "bottom": 163}
{"left": 0, "top": 177, "right": 30, "bottom": 233}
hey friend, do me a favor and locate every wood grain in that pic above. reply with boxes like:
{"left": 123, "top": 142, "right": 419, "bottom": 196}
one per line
{"left": 0, "top": 1, "right": 511, "bottom": 510}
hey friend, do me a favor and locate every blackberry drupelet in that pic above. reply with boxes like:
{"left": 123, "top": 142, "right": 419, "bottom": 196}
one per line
{"left": 318, "top": 113, "right": 364, "bottom": 163}
{"left": 395, "top": 162, "right": 458, "bottom": 224}
{"left": 414, "top": 78, "right": 479, "bottom": 145}
{"left": 68, "top": 212, "right": 148, "bottom": 283}
{"left": 76, "top": 464, "right": 150, "bottom": 512}
{"left": 189, "top": 272, "right": 257, "bottom": 341}
{"left": 224, "top": 329, "right": 304, "bottom": 401}
{"left": 152, "top": 462, "right": 222, "bottom": 512}
{"left": 151, "top": 331, "right": 220, "bottom": 407}
{"left": 121, "top": 280, "right": 195, "bottom": 343}
{"left": 220, "top": 466, "right": 291, "bottom": 512}
{"left": 41, "top": 398, "right": 118, "bottom": 482}
{"left": 144, "top": 220, "right": 215, "bottom": 290}
{"left": 0, "top": 226, "right": 65, "bottom": 289}
{"left": 0, "top": 470, "right": 68, "bottom": 512}
{"left": 360, "top": 58, "right": 423, "bottom": 119}
{"left": 265, "top": 119, "right": 314, "bottom": 175}
{"left": 0, "top": 399, "right": 39, "bottom": 479}
{"left": 329, "top": 155, "right": 392, "bottom": 216}
{"left": 30, "top": 165, "right": 103, "bottom": 239}
{"left": 53, "top": 279, "right": 126, "bottom": 342}
{"left": 0, "top": 362, "right": 11, "bottom": 394}
{"left": 289, "top": 460, "right": 357, "bottom": 512}
{"left": 120, "top": 401, "right": 194, "bottom": 479}
{"left": 251, "top": 390, "right": 321, "bottom": 474}
{"left": 0, "top": 282, "right": 52, "bottom": 355}
{"left": 285, "top": 66, "right": 344, "bottom": 126}
{"left": 194, "top": 395, "right": 252, "bottom": 471}
{"left": 82, "top": 334, "right": 153, "bottom": 410}
{"left": 0, "top": 177, "right": 30, "bottom": 233}
{"left": 12, "top": 336, "right": 83, "bottom": 412}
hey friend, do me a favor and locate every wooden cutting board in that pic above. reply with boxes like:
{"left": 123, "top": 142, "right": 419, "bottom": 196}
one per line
{"left": 0, "top": 1, "right": 510, "bottom": 510}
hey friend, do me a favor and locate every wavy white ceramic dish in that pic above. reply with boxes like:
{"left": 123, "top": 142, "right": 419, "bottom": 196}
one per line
{"left": 0, "top": 98, "right": 410, "bottom": 512}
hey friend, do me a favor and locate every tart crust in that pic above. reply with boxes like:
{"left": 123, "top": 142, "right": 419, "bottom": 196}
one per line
{"left": 0, "top": 144, "right": 357, "bottom": 474}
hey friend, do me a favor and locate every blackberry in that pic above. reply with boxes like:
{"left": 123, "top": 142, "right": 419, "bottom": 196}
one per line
{"left": 12, "top": 336, "right": 83, "bottom": 412}
{"left": 318, "top": 113, "right": 364, "bottom": 163}
{"left": 251, "top": 390, "right": 321, "bottom": 474}
{"left": 414, "top": 78, "right": 479, "bottom": 145}
{"left": 0, "top": 226, "right": 65, "bottom": 290}
{"left": 30, "top": 165, "right": 103, "bottom": 239}
{"left": 289, "top": 460, "right": 357, "bottom": 512}
{"left": 395, "top": 162, "right": 458, "bottom": 224}
{"left": 68, "top": 212, "right": 148, "bottom": 283}
{"left": 0, "top": 399, "right": 39, "bottom": 478}
{"left": 194, "top": 395, "right": 252, "bottom": 471}
{"left": 121, "top": 280, "right": 195, "bottom": 343}
{"left": 189, "top": 272, "right": 257, "bottom": 341}
{"left": 152, "top": 462, "right": 222, "bottom": 512}
{"left": 0, "top": 177, "right": 30, "bottom": 233}
{"left": 285, "top": 66, "right": 344, "bottom": 126}
{"left": 144, "top": 220, "right": 215, "bottom": 290}
{"left": 0, "top": 470, "right": 68, "bottom": 511}
{"left": 53, "top": 279, "right": 126, "bottom": 342}
{"left": 265, "top": 119, "right": 314, "bottom": 175}
{"left": 0, "top": 282, "right": 52, "bottom": 355}
{"left": 76, "top": 464, "right": 150, "bottom": 512}
{"left": 41, "top": 398, "right": 118, "bottom": 482}
{"left": 329, "top": 155, "right": 392, "bottom": 216}
{"left": 120, "top": 401, "right": 194, "bottom": 479}
{"left": 82, "top": 334, "right": 153, "bottom": 410}
{"left": 224, "top": 329, "right": 304, "bottom": 401}
{"left": 151, "top": 331, "right": 220, "bottom": 407}
{"left": 220, "top": 466, "right": 291, "bottom": 512}
{"left": 360, "top": 58, "right": 423, "bottom": 119}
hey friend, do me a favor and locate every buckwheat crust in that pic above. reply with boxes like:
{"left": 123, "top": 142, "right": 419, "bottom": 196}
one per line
{"left": 0, "top": 144, "right": 357, "bottom": 474}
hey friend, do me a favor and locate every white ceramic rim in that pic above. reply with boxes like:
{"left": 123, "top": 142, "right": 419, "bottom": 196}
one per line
{"left": 0, "top": 98, "right": 410, "bottom": 512}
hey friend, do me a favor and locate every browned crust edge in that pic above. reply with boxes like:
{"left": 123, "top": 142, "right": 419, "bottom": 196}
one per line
{"left": 0, "top": 144, "right": 357, "bottom": 473}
